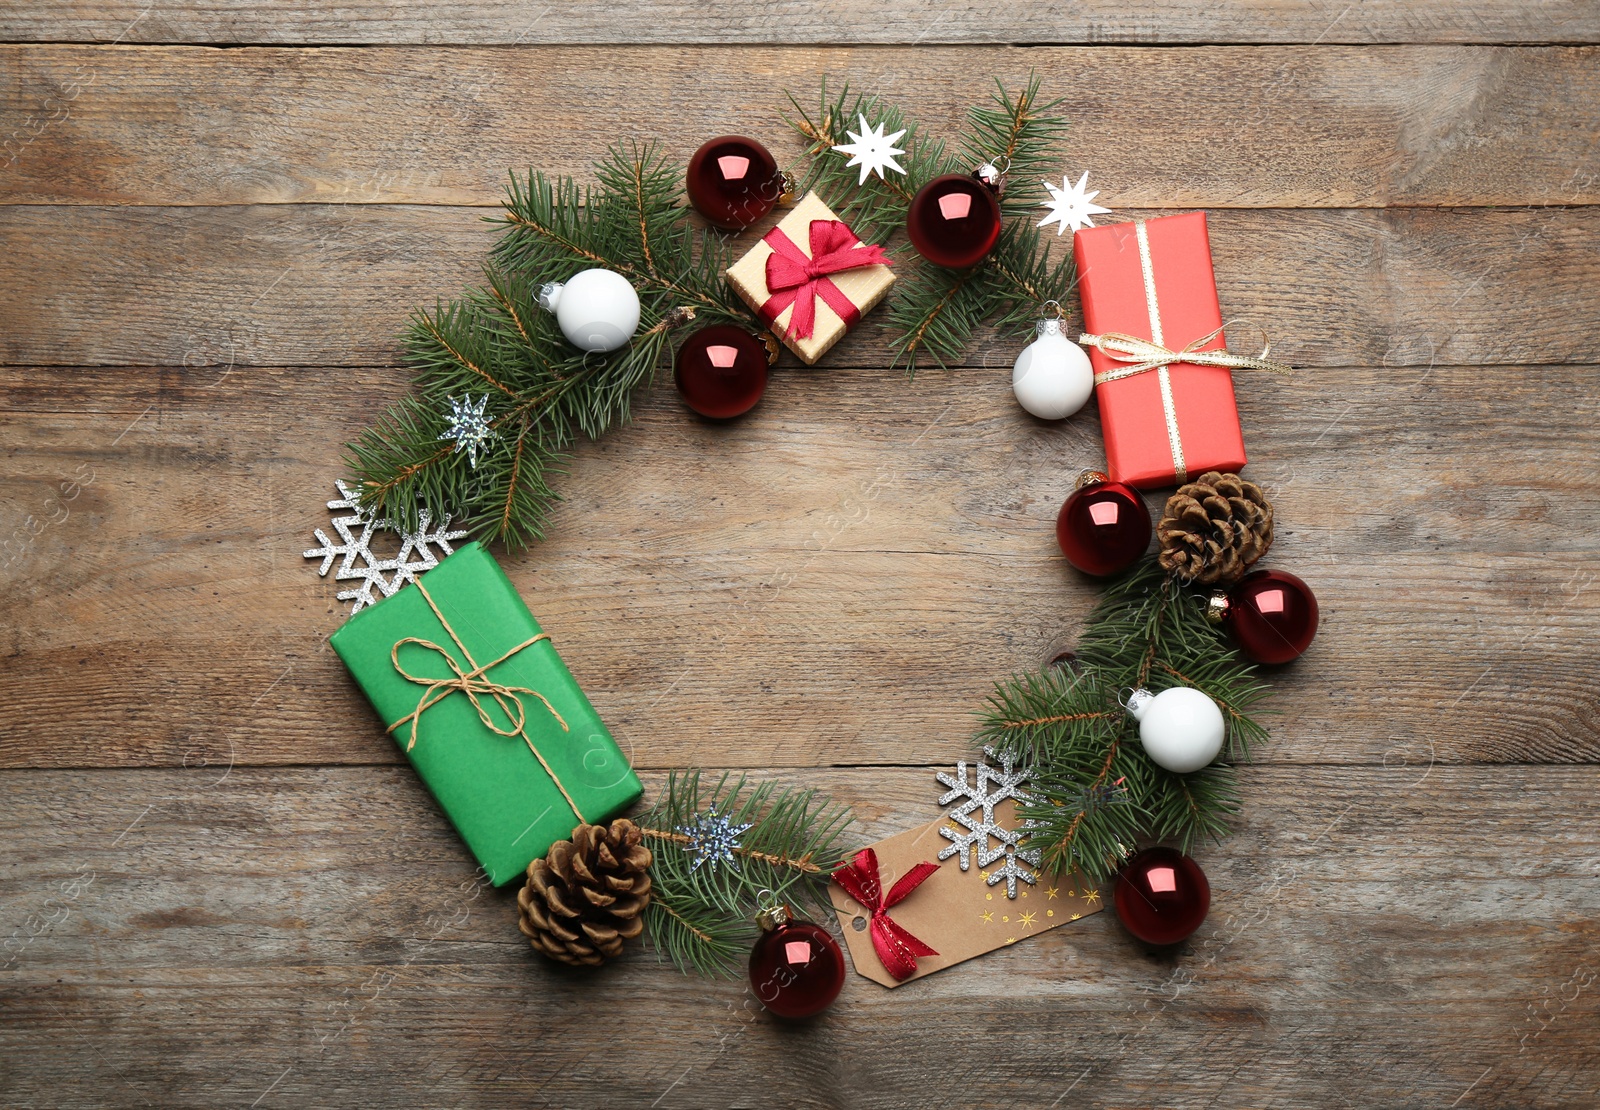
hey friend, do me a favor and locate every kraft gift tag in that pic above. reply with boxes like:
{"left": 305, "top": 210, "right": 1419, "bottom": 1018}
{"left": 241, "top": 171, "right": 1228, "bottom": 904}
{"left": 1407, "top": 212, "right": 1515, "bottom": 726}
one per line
{"left": 828, "top": 797, "right": 1105, "bottom": 987}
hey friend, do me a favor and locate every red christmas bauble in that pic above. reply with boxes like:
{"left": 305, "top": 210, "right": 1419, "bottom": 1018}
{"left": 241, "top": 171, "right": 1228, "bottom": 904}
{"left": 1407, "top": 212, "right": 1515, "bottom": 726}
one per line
{"left": 1056, "top": 476, "right": 1152, "bottom": 576}
{"left": 686, "top": 136, "right": 783, "bottom": 231}
{"left": 748, "top": 917, "right": 845, "bottom": 1019}
{"left": 675, "top": 324, "right": 770, "bottom": 419}
{"left": 1213, "top": 568, "right": 1319, "bottom": 665}
{"left": 1113, "top": 847, "right": 1210, "bottom": 947}
{"left": 906, "top": 173, "right": 1002, "bottom": 268}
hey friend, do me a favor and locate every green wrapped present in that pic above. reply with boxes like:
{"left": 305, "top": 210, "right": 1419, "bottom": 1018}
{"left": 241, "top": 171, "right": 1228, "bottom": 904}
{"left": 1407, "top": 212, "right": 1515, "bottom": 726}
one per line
{"left": 330, "top": 541, "right": 641, "bottom": 885}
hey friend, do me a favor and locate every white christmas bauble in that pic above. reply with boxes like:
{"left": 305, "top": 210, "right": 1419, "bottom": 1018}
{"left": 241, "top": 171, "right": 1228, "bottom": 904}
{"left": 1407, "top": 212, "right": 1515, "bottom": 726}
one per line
{"left": 1012, "top": 318, "right": 1094, "bottom": 420}
{"left": 1127, "top": 686, "right": 1226, "bottom": 774}
{"left": 539, "top": 268, "right": 640, "bottom": 352}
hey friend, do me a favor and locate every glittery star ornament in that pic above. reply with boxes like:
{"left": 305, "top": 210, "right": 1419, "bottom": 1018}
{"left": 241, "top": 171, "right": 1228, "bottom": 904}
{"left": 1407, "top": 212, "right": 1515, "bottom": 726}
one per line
{"left": 437, "top": 393, "right": 496, "bottom": 469}
{"left": 1037, "top": 171, "right": 1113, "bottom": 235}
{"left": 676, "top": 807, "right": 755, "bottom": 872}
{"left": 832, "top": 114, "right": 908, "bottom": 185}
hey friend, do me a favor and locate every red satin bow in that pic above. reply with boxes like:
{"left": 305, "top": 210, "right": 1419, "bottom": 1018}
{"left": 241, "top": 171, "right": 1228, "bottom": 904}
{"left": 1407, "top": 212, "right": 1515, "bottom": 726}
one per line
{"left": 832, "top": 848, "right": 939, "bottom": 981}
{"left": 761, "top": 219, "right": 891, "bottom": 340}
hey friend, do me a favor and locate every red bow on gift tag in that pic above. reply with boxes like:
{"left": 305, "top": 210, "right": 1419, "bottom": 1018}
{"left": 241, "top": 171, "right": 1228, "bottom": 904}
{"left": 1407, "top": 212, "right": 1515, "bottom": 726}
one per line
{"left": 832, "top": 847, "right": 939, "bottom": 981}
{"left": 761, "top": 219, "right": 891, "bottom": 340}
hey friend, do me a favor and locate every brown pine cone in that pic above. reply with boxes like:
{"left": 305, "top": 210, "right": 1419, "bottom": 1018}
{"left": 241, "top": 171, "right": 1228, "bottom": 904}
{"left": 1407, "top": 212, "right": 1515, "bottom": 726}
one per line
{"left": 517, "top": 819, "right": 652, "bottom": 967}
{"left": 1156, "top": 471, "right": 1274, "bottom": 586}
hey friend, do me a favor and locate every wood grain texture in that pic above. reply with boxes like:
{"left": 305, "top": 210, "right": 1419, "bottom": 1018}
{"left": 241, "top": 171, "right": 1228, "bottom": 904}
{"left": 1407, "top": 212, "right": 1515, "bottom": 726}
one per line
{"left": 2, "top": 204, "right": 1599, "bottom": 369}
{"left": 2, "top": 362, "right": 1596, "bottom": 771}
{"left": 2, "top": 765, "right": 1597, "bottom": 1109}
{"left": 1, "top": 0, "right": 1597, "bottom": 46}
{"left": 5, "top": 45, "right": 1599, "bottom": 208}
{"left": 3, "top": 15, "right": 1599, "bottom": 1108}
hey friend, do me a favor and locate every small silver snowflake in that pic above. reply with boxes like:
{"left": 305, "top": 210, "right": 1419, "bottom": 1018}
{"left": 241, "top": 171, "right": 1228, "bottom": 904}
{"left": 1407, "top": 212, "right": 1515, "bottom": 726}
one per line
{"left": 676, "top": 807, "right": 755, "bottom": 872}
{"left": 437, "top": 394, "right": 496, "bottom": 469}
{"left": 935, "top": 746, "right": 1041, "bottom": 898}
{"left": 303, "top": 481, "right": 468, "bottom": 614}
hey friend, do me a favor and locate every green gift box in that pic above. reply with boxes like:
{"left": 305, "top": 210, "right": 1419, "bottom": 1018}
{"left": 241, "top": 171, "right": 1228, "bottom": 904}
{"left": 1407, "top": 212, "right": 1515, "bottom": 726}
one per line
{"left": 330, "top": 541, "right": 641, "bottom": 885}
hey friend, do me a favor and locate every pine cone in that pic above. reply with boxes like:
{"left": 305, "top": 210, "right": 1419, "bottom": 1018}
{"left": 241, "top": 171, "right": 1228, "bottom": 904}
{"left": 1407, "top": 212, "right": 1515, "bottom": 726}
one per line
{"left": 517, "top": 820, "right": 653, "bottom": 967}
{"left": 1156, "top": 471, "right": 1274, "bottom": 586}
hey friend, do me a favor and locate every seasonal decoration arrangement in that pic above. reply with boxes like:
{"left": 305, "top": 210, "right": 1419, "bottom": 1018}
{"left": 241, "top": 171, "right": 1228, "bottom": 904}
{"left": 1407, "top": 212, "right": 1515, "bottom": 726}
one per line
{"left": 303, "top": 73, "right": 1323, "bottom": 1015}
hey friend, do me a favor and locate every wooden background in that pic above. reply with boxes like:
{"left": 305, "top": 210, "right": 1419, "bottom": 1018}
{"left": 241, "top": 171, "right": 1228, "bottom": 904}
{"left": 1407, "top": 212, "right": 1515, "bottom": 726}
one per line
{"left": 3, "top": 3, "right": 1598, "bottom": 1107}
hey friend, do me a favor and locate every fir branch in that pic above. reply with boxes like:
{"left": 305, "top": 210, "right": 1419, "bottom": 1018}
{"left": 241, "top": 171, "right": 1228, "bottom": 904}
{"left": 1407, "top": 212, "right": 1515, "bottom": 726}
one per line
{"left": 784, "top": 74, "right": 1073, "bottom": 374}
{"left": 347, "top": 142, "right": 757, "bottom": 544}
{"left": 783, "top": 79, "right": 958, "bottom": 246}
{"left": 960, "top": 73, "right": 1069, "bottom": 222}
{"left": 979, "top": 555, "right": 1272, "bottom": 885}
{"left": 639, "top": 827, "right": 825, "bottom": 875}
{"left": 636, "top": 771, "right": 855, "bottom": 978}
{"left": 642, "top": 896, "right": 748, "bottom": 979}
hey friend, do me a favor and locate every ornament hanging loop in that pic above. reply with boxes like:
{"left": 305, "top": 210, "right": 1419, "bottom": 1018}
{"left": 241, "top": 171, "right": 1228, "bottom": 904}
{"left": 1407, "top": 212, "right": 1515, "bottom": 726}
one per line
{"left": 973, "top": 154, "right": 1011, "bottom": 196}
{"left": 755, "top": 887, "right": 789, "bottom": 932}
{"left": 1120, "top": 687, "right": 1155, "bottom": 718}
{"left": 1036, "top": 300, "right": 1068, "bottom": 339}
{"left": 1205, "top": 590, "right": 1231, "bottom": 626}
{"left": 1074, "top": 469, "right": 1111, "bottom": 490}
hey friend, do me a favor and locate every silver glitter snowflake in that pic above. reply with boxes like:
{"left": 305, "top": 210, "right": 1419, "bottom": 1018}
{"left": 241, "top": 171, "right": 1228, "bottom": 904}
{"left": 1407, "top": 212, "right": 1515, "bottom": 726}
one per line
{"left": 676, "top": 807, "right": 755, "bottom": 872}
{"left": 437, "top": 394, "right": 496, "bottom": 469}
{"left": 936, "top": 746, "right": 1043, "bottom": 899}
{"left": 303, "top": 480, "right": 469, "bottom": 614}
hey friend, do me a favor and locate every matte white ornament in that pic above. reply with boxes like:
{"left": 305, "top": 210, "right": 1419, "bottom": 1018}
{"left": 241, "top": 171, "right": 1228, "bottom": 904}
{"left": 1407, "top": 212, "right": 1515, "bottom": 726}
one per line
{"left": 1126, "top": 686, "right": 1226, "bottom": 774}
{"left": 538, "top": 268, "right": 640, "bottom": 352}
{"left": 1012, "top": 316, "right": 1094, "bottom": 420}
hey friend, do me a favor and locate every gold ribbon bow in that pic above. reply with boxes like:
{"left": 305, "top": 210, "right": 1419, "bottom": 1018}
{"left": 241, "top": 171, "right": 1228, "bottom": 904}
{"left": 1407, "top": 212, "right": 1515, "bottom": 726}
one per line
{"left": 1078, "top": 324, "right": 1295, "bottom": 385}
{"left": 385, "top": 578, "right": 582, "bottom": 823}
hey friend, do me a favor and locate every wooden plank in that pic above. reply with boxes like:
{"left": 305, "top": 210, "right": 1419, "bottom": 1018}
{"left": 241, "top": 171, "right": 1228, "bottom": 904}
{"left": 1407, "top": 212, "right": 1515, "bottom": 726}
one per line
{"left": 2, "top": 204, "right": 1598, "bottom": 370}
{"left": 4, "top": 45, "right": 1599, "bottom": 208}
{"left": 2, "top": 362, "right": 1595, "bottom": 770}
{"left": 0, "top": 1, "right": 1596, "bottom": 46}
{"left": 1, "top": 764, "right": 1596, "bottom": 1107}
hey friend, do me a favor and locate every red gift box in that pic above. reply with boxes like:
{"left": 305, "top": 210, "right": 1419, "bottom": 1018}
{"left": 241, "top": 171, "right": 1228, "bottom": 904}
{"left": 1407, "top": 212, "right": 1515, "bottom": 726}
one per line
{"left": 1072, "top": 212, "right": 1246, "bottom": 488}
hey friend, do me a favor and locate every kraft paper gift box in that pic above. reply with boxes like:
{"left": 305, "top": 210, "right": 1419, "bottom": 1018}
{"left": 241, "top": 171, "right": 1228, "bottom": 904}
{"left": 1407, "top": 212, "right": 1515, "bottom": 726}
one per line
{"left": 725, "top": 191, "right": 894, "bottom": 365}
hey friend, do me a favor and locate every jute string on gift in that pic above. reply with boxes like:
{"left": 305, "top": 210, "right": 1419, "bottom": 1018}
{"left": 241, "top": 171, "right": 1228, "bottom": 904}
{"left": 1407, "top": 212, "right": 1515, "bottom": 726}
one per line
{"left": 385, "top": 578, "right": 583, "bottom": 824}
{"left": 1077, "top": 219, "right": 1293, "bottom": 484}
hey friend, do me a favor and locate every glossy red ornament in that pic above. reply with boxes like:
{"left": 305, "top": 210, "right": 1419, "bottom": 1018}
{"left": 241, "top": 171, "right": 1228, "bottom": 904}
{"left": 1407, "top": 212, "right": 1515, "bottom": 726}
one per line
{"left": 748, "top": 911, "right": 845, "bottom": 1019}
{"left": 675, "top": 324, "right": 771, "bottom": 419}
{"left": 1113, "top": 847, "right": 1210, "bottom": 947}
{"left": 1055, "top": 473, "right": 1152, "bottom": 576}
{"left": 686, "top": 136, "right": 784, "bottom": 231}
{"left": 1209, "top": 568, "right": 1319, "bottom": 665}
{"left": 906, "top": 173, "right": 1001, "bottom": 268}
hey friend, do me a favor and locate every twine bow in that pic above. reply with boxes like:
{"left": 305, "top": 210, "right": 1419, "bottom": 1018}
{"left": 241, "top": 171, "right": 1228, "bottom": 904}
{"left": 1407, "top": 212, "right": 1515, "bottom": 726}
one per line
{"left": 761, "top": 219, "right": 891, "bottom": 340}
{"left": 385, "top": 578, "right": 582, "bottom": 823}
{"left": 832, "top": 848, "right": 939, "bottom": 981}
{"left": 1079, "top": 323, "right": 1294, "bottom": 385}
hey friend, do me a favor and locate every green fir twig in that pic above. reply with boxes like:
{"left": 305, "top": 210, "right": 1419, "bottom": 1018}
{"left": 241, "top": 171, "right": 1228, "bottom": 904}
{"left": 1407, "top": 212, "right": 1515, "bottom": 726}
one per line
{"left": 636, "top": 771, "right": 855, "bottom": 978}
{"left": 787, "top": 72, "right": 1076, "bottom": 374}
{"left": 345, "top": 142, "right": 753, "bottom": 547}
{"left": 978, "top": 557, "right": 1272, "bottom": 886}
